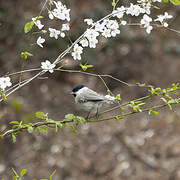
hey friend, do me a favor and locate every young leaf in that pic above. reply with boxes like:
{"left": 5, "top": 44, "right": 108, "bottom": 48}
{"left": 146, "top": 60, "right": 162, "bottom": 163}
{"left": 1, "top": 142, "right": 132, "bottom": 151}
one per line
{"left": 80, "top": 63, "right": 93, "bottom": 71}
{"left": 34, "top": 16, "right": 44, "bottom": 20}
{"left": 21, "top": 51, "right": 33, "bottom": 60}
{"left": 9, "top": 121, "right": 20, "bottom": 125}
{"left": 69, "top": 124, "right": 78, "bottom": 133}
{"left": 149, "top": 109, "right": 159, "bottom": 115}
{"left": 78, "top": 116, "right": 86, "bottom": 124}
{"left": 0, "top": 90, "right": 7, "bottom": 101}
{"left": 65, "top": 114, "right": 75, "bottom": 121}
{"left": 153, "top": 5, "right": 160, "bottom": 9}
{"left": 24, "top": 21, "right": 34, "bottom": 33}
{"left": 12, "top": 134, "right": 16, "bottom": 143}
{"left": 27, "top": 126, "right": 34, "bottom": 133}
{"left": 170, "top": 0, "right": 180, "bottom": 5}
{"left": 20, "top": 169, "right": 27, "bottom": 177}
{"left": 115, "top": 94, "right": 121, "bottom": 101}
{"left": 35, "top": 112, "right": 48, "bottom": 119}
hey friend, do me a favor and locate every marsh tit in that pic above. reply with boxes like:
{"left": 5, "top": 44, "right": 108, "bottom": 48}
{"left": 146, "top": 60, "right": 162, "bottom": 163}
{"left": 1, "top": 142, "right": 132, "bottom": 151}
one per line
{"left": 71, "top": 84, "right": 117, "bottom": 120}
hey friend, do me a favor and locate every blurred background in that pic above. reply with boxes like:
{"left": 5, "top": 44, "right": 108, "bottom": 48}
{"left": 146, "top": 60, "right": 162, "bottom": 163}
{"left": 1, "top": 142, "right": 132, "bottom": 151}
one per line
{"left": 0, "top": 0, "right": 180, "bottom": 179}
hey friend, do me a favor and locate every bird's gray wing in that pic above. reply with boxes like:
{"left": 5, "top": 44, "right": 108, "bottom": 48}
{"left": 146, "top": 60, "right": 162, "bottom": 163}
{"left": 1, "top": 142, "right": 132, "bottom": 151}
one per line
{"left": 79, "top": 89, "right": 104, "bottom": 102}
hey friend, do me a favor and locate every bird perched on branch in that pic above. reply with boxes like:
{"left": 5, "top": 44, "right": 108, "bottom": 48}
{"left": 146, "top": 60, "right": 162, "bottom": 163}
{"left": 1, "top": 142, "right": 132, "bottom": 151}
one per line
{"left": 71, "top": 84, "right": 117, "bottom": 120}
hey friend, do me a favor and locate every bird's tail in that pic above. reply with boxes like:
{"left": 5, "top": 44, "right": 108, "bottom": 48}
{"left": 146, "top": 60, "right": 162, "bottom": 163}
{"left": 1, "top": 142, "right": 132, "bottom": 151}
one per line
{"left": 104, "top": 95, "right": 118, "bottom": 104}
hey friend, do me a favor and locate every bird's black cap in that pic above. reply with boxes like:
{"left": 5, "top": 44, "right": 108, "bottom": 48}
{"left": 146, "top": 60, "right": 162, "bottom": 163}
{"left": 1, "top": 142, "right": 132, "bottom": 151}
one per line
{"left": 72, "top": 84, "right": 85, "bottom": 93}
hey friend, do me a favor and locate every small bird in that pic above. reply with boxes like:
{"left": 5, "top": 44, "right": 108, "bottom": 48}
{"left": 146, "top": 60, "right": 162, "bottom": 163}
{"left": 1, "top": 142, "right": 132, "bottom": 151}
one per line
{"left": 71, "top": 84, "right": 116, "bottom": 120}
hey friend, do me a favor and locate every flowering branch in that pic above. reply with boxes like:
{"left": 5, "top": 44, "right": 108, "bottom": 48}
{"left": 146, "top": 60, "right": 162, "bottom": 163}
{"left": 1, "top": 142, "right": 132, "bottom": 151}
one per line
{"left": 1, "top": 0, "right": 180, "bottom": 102}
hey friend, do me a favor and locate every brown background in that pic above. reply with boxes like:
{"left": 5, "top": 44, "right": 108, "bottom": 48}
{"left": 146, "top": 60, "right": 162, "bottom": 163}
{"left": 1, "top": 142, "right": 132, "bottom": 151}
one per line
{"left": 0, "top": 0, "right": 180, "bottom": 179}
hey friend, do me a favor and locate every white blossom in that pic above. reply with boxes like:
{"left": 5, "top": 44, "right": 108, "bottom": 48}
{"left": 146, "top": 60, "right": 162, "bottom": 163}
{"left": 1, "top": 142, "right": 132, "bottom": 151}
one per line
{"left": 84, "top": 19, "right": 94, "bottom": 26}
{"left": 0, "top": 77, "right": 12, "bottom": 91}
{"left": 61, "top": 23, "right": 70, "bottom": 31}
{"left": 32, "top": 18, "right": 44, "bottom": 30}
{"left": 146, "top": 25, "right": 153, "bottom": 34}
{"left": 155, "top": 12, "right": 173, "bottom": 23}
{"left": 154, "top": 15, "right": 164, "bottom": 23}
{"left": 142, "top": 3, "right": 151, "bottom": 15}
{"left": 154, "top": 12, "right": 173, "bottom": 27}
{"left": 111, "top": 28, "right": 120, "bottom": 37}
{"left": 121, "top": 20, "right": 127, "bottom": 25}
{"left": 152, "top": 0, "right": 161, "bottom": 2}
{"left": 126, "top": 3, "right": 144, "bottom": 16}
{"left": 60, "top": 32, "right": 65, "bottom": 38}
{"left": 141, "top": 14, "right": 153, "bottom": 34}
{"left": 41, "top": 60, "right": 56, "bottom": 73}
{"left": 141, "top": 14, "right": 152, "bottom": 27}
{"left": 85, "top": 29, "right": 99, "bottom": 41}
{"left": 80, "top": 38, "right": 89, "bottom": 47}
{"left": 71, "top": 44, "right": 83, "bottom": 60}
{"left": 163, "top": 22, "right": 168, "bottom": 27}
{"left": 51, "top": 1, "right": 71, "bottom": 21}
{"left": 102, "top": 28, "right": 111, "bottom": 38}
{"left": 112, "top": 6, "right": 126, "bottom": 19}
{"left": 95, "top": 22, "right": 105, "bottom": 32}
{"left": 49, "top": 28, "right": 60, "bottom": 39}
{"left": 89, "top": 38, "right": 98, "bottom": 48}
{"left": 164, "top": 12, "right": 173, "bottom": 19}
{"left": 49, "top": 11, "right": 54, "bottom": 19}
{"left": 63, "top": 8, "right": 71, "bottom": 21}
{"left": 101, "top": 20, "right": 120, "bottom": 38}
{"left": 37, "top": 36, "right": 45, "bottom": 48}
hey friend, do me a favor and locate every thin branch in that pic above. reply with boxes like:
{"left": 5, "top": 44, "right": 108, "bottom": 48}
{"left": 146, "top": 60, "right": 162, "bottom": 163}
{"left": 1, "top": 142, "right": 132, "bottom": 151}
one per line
{"left": 1, "top": 101, "right": 179, "bottom": 138}
{"left": 89, "top": 103, "right": 170, "bottom": 123}
{"left": 5, "top": 68, "right": 41, "bottom": 77}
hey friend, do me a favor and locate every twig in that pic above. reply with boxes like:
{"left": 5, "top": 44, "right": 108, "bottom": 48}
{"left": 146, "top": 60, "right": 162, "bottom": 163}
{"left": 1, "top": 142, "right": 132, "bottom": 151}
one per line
{"left": 1, "top": 101, "right": 178, "bottom": 138}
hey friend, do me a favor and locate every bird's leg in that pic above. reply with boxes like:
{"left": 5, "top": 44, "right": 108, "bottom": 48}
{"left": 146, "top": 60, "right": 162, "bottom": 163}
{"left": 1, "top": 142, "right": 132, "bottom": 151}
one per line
{"left": 86, "top": 110, "right": 91, "bottom": 121}
{"left": 95, "top": 107, "right": 99, "bottom": 120}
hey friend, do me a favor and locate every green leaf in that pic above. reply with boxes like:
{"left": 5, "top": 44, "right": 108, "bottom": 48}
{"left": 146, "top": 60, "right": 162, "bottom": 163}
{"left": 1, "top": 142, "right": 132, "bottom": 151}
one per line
{"left": 20, "top": 169, "right": 27, "bottom": 177}
{"left": 115, "top": 94, "right": 121, "bottom": 101}
{"left": 0, "top": 90, "right": 7, "bottom": 101}
{"left": 170, "top": 0, "right": 180, "bottom": 5}
{"left": 9, "top": 121, "right": 20, "bottom": 125}
{"left": 115, "top": 116, "right": 123, "bottom": 120}
{"left": 78, "top": 116, "right": 86, "bottom": 124}
{"left": 65, "top": 114, "right": 75, "bottom": 121}
{"left": 24, "top": 21, "right": 34, "bottom": 33}
{"left": 34, "top": 16, "right": 44, "bottom": 20}
{"left": 112, "top": 0, "right": 116, "bottom": 7}
{"left": 13, "top": 176, "right": 17, "bottom": 180}
{"left": 153, "top": 5, "right": 160, "bottom": 9}
{"left": 57, "top": 122, "right": 63, "bottom": 127}
{"left": 161, "top": 97, "right": 167, "bottom": 103}
{"left": 149, "top": 109, "right": 159, "bottom": 115}
{"left": 41, "top": 126, "right": 49, "bottom": 130}
{"left": 80, "top": 63, "right": 93, "bottom": 71}
{"left": 136, "top": 82, "right": 146, "bottom": 87}
{"left": 12, "top": 134, "right": 16, "bottom": 143}
{"left": 69, "top": 124, "right": 78, "bottom": 133}
{"left": 162, "top": 0, "right": 169, "bottom": 2}
{"left": 21, "top": 51, "right": 33, "bottom": 60}
{"left": 27, "top": 126, "right": 34, "bottom": 133}
{"left": 50, "top": 170, "right": 56, "bottom": 180}
{"left": 35, "top": 112, "right": 48, "bottom": 119}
